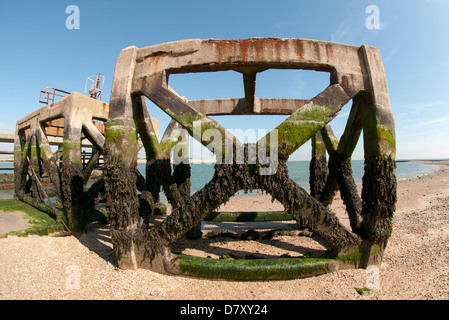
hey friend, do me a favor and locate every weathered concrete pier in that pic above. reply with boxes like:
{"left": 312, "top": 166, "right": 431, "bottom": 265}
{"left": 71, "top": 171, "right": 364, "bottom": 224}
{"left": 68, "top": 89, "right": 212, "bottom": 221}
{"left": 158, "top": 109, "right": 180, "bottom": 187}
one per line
{"left": 14, "top": 92, "right": 109, "bottom": 231}
{"left": 102, "top": 38, "right": 396, "bottom": 280}
{"left": 13, "top": 38, "right": 396, "bottom": 281}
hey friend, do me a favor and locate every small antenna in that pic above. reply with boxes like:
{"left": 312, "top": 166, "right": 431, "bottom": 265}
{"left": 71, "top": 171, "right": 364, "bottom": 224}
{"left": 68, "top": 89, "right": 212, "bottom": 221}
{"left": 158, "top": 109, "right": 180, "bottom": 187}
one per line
{"left": 85, "top": 73, "right": 104, "bottom": 100}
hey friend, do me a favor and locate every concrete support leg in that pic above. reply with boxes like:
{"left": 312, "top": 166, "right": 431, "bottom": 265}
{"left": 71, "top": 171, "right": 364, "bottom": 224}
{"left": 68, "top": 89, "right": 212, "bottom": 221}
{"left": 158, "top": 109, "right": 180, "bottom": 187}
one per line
{"left": 37, "top": 123, "right": 63, "bottom": 210}
{"left": 309, "top": 132, "right": 328, "bottom": 199}
{"left": 359, "top": 45, "right": 397, "bottom": 267}
{"left": 14, "top": 129, "right": 29, "bottom": 199}
{"left": 30, "top": 134, "right": 43, "bottom": 206}
{"left": 82, "top": 147, "right": 100, "bottom": 185}
{"left": 258, "top": 162, "right": 361, "bottom": 254}
{"left": 320, "top": 97, "right": 364, "bottom": 233}
{"left": 104, "top": 45, "right": 142, "bottom": 269}
{"left": 61, "top": 114, "right": 84, "bottom": 232}
{"left": 104, "top": 118, "right": 140, "bottom": 268}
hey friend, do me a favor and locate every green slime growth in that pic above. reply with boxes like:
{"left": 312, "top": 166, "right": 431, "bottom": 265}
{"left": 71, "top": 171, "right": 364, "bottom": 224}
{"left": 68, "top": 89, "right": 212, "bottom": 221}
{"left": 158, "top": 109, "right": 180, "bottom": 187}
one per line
{"left": 176, "top": 255, "right": 333, "bottom": 281}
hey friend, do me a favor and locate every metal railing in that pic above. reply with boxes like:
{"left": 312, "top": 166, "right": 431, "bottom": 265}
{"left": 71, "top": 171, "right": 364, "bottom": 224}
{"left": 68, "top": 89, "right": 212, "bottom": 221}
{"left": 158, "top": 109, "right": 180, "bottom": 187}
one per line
{"left": 39, "top": 87, "right": 71, "bottom": 105}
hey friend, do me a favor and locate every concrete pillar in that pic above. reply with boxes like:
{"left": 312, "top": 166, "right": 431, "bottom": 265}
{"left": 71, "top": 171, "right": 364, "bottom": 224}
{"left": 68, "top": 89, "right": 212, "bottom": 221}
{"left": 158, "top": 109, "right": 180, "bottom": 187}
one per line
{"left": 61, "top": 112, "right": 84, "bottom": 232}
{"left": 309, "top": 132, "right": 328, "bottom": 199}
{"left": 103, "top": 46, "right": 141, "bottom": 269}
{"left": 30, "top": 132, "right": 42, "bottom": 206}
{"left": 319, "top": 97, "right": 364, "bottom": 233}
{"left": 359, "top": 45, "right": 397, "bottom": 267}
{"left": 14, "top": 127, "right": 28, "bottom": 199}
{"left": 37, "top": 123, "right": 63, "bottom": 209}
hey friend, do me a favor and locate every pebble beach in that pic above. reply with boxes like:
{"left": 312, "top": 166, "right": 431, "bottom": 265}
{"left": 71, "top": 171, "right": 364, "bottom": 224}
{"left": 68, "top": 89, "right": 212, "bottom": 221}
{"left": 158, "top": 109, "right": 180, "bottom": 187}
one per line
{"left": 0, "top": 164, "right": 448, "bottom": 300}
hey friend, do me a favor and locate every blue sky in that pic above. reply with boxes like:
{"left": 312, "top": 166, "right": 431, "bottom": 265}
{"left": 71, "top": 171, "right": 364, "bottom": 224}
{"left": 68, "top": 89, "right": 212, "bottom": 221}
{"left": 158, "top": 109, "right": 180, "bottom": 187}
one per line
{"left": 1, "top": 0, "right": 449, "bottom": 160}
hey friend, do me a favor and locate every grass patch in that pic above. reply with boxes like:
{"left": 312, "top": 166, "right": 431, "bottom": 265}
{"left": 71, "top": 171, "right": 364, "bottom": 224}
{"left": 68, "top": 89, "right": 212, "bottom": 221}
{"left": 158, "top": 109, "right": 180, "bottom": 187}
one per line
{"left": 0, "top": 199, "right": 62, "bottom": 237}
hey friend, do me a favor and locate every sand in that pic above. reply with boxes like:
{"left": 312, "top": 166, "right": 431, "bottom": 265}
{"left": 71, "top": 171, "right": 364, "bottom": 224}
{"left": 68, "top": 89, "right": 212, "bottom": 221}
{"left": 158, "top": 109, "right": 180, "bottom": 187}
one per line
{"left": 0, "top": 211, "right": 29, "bottom": 235}
{"left": 0, "top": 164, "right": 448, "bottom": 300}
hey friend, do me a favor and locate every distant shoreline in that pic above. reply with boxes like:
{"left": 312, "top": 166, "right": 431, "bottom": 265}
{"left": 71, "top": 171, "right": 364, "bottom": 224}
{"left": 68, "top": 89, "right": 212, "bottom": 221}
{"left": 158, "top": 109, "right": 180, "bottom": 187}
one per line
{"left": 397, "top": 159, "right": 449, "bottom": 166}
{"left": 137, "top": 158, "right": 217, "bottom": 164}
{"left": 2, "top": 157, "right": 449, "bottom": 165}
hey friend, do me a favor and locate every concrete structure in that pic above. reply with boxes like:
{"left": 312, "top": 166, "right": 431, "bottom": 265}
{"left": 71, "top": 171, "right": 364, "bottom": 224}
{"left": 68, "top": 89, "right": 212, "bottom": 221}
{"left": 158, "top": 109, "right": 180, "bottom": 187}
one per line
{"left": 14, "top": 92, "right": 109, "bottom": 231}
{"left": 103, "top": 38, "right": 396, "bottom": 280}
{"left": 0, "top": 133, "right": 15, "bottom": 144}
{"left": 13, "top": 91, "right": 160, "bottom": 231}
{"left": 3, "top": 130, "right": 98, "bottom": 147}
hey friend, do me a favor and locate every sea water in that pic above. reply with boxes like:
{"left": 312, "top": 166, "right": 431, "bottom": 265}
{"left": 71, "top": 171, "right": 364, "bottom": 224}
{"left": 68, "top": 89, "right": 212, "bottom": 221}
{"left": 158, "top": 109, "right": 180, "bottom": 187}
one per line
{"left": 0, "top": 161, "right": 440, "bottom": 200}
{"left": 138, "top": 160, "right": 440, "bottom": 195}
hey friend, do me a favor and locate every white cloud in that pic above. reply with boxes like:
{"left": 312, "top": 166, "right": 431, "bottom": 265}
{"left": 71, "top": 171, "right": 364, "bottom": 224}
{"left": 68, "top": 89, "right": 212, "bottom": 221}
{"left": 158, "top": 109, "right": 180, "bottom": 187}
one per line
{"left": 410, "top": 100, "right": 447, "bottom": 108}
{"left": 331, "top": 19, "right": 354, "bottom": 43}
{"left": 383, "top": 48, "right": 399, "bottom": 63}
{"left": 393, "top": 99, "right": 449, "bottom": 159}
{"left": 399, "top": 124, "right": 449, "bottom": 139}
{"left": 397, "top": 136, "right": 449, "bottom": 160}
{"left": 336, "top": 111, "right": 350, "bottom": 119}
{"left": 394, "top": 100, "right": 449, "bottom": 119}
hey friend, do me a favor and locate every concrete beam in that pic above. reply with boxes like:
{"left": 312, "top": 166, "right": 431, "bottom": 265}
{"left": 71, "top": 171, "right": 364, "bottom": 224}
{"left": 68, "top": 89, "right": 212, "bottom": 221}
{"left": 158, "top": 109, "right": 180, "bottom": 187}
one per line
{"left": 16, "top": 92, "right": 108, "bottom": 132}
{"left": 0, "top": 133, "right": 15, "bottom": 143}
{"left": 132, "top": 38, "right": 366, "bottom": 96}
{"left": 188, "top": 98, "right": 308, "bottom": 115}
{"left": 0, "top": 132, "right": 93, "bottom": 147}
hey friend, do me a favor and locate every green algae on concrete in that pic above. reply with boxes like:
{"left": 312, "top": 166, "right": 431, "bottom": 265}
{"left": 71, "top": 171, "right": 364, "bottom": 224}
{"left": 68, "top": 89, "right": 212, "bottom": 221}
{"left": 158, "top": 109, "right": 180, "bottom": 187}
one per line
{"left": 165, "top": 110, "right": 205, "bottom": 129}
{"left": 336, "top": 242, "right": 382, "bottom": 268}
{"left": 268, "top": 104, "right": 332, "bottom": 161}
{"left": 363, "top": 106, "right": 396, "bottom": 160}
{"left": 104, "top": 119, "right": 139, "bottom": 167}
{"left": 176, "top": 255, "right": 334, "bottom": 281}
{"left": 288, "top": 104, "right": 332, "bottom": 123}
{"left": 62, "top": 140, "right": 82, "bottom": 165}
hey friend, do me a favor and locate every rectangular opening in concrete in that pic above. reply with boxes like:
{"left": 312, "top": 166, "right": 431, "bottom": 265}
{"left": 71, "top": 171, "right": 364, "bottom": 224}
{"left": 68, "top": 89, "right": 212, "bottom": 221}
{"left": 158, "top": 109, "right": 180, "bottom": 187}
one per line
{"left": 167, "top": 71, "right": 244, "bottom": 101}
{"left": 255, "top": 69, "right": 331, "bottom": 100}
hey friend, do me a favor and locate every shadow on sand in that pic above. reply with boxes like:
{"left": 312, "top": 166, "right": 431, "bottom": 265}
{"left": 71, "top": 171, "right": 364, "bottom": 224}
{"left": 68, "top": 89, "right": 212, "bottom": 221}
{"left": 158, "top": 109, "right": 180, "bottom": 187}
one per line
{"left": 77, "top": 219, "right": 333, "bottom": 268}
